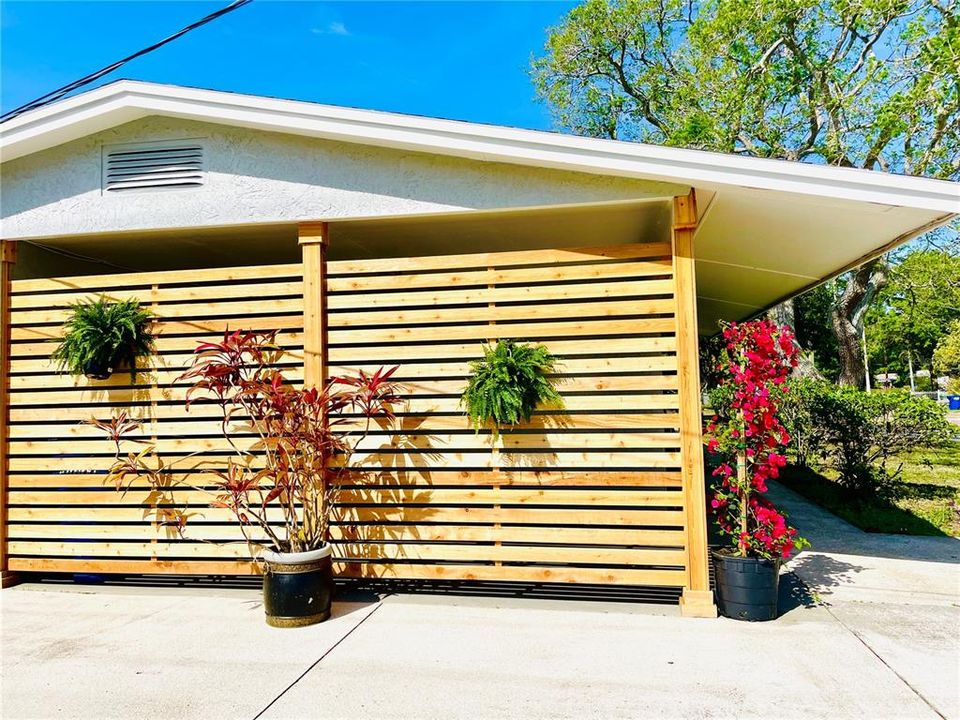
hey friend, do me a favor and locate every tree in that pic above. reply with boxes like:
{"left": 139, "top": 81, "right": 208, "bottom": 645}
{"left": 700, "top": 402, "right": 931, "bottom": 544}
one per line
{"left": 933, "top": 321, "right": 960, "bottom": 378}
{"left": 865, "top": 248, "right": 960, "bottom": 384}
{"left": 533, "top": 0, "right": 959, "bottom": 386}
{"left": 794, "top": 282, "right": 840, "bottom": 381}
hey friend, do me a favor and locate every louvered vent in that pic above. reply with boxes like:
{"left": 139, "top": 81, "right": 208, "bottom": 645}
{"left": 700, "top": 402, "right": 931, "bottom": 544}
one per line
{"left": 103, "top": 141, "right": 204, "bottom": 193}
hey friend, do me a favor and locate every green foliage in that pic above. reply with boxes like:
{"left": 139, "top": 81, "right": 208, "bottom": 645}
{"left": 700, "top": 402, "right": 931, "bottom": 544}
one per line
{"left": 794, "top": 284, "right": 840, "bottom": 382}
{"left": 779, "top": 378, "right": 831, "bottom": 468}
{"left": 533, "top": 0, "right": 959, "bottom": 388}
{"left": 699, "top": 332, "right": 727, "bottom": 389}
{"left": 782, "top": 381, "right": 953, "bottom": 499}
{"left": 51, "top": 297, "right": 154, "bottom": 378}
{"left": 460, "top": 340, "right": 564, "bottom": 437}
{"left": 934, "top": 320, "right": 960, "bottom": 378}
{"left": 866, "top": 250, "right": 960, "bottom": 383}
{"left": 533, "top": 0, "right": 959, "bottom": 180}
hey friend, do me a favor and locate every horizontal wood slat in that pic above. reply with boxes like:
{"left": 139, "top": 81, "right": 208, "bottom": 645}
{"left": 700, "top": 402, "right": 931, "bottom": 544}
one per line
{"left": 329, "top": 278, "right": 673, "bottom": 310}
{"left": 8, "top": 332, "right": 305, "bottom": 359}
{"left": 11, "top": 263, "right": 302, "bottom": 294}
{"left": 327, "top": 241, "right": 671, "bottom": 274}
{"left": 8, "top": 469, "right": 683, "bottom": 489}
{"left": 327, "top": 258, "right": 672, "bottom": 294}
{"left": 9, "top": 280, "right": 304, "bottom": 312}
{"left": 6, "top": 241, "right": 688, "bottom": 590}
{"left": 336, "top": 563, "right": 686, "bottom": 587}
{"left": 9, "top": 523, "right": 685, "bottom": 546}
{"left": 9, "top": 487, "right": 683, "bottom": 507}
{"left": 327, "top": 337, "right": 676, "bottom": 363}
{"left": 4, "top": 413, "right": 681, "bottom": 439}
{"left": 6, "top": 541, "right": 687, "bottom": 567}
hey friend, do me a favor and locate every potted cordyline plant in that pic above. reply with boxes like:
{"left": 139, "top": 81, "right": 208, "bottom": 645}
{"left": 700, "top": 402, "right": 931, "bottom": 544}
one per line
{"left": 705, "top": 320, "right": 808, "bottom": 621}
{"left": 92, "top": 330, "right": 401, "bottom": 627}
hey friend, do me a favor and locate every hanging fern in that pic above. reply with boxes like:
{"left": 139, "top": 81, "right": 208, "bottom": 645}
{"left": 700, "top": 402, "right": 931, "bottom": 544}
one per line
{"left": 51, "top": 296, "right": 154, "bottom": 379}
{"left": 460, "top": 339, "right": 564, "bottom": 437}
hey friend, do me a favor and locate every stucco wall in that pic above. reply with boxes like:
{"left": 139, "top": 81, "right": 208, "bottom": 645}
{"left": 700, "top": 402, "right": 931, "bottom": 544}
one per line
{"left": 0, "top": 116, "right": 684, "bottom": 240}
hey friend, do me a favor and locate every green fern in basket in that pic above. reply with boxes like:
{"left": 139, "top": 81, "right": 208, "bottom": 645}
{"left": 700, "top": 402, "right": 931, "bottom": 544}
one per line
{"left": 460, "top": 339, "right": 564, "bottom": 437}
{"left": 51, "top": 296, "right": 154, "bottom": 379}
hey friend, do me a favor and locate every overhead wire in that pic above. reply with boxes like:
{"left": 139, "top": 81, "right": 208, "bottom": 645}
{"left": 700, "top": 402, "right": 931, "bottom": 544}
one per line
{"left": 20, "top": 240, "right": 140, "bottom": 273}
{"left": 1, "top": 0, "right": 253, "bottom": 122}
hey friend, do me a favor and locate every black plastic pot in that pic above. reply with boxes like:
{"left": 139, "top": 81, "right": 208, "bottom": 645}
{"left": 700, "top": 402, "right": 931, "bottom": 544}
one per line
{"left": 712, "top": 550, "right": 781, "bottom": 621}
{"left": 83, "top": 358, "right": 113, "bottom": 380}
{"left": 262, "top": 545, "right": 334, "bottom": 628}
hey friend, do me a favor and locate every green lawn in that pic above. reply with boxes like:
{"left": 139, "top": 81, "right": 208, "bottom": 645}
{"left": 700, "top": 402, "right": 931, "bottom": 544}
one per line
{"left": 778, "top": 440, "right": 960, "bottom": 537}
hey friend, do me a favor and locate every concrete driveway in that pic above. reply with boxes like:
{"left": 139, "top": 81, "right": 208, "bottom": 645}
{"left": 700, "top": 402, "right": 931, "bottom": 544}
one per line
{"left": 765, "top": 482, "right": 960, "bottom": 720}
{"left": 2, "top": 486, "right": 958, "bottom": 720}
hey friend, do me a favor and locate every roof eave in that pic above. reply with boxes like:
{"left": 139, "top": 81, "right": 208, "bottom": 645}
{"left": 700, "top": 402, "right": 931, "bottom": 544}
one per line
{"left": 1, "top": 80, "right": 958, "bottom": 214}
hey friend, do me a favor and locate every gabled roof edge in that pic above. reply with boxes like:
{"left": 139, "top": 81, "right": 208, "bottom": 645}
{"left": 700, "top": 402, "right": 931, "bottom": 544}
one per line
{"left": 2, "top": 80, "right": 958, "bottom": 214}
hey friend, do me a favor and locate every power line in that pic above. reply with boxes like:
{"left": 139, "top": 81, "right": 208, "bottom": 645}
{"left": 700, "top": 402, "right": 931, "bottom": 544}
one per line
{"left": 0, "top": 0, "right": 253, "bottom": 123}
{"left": 21, "top": 239, "right": 139, "bottom": 273}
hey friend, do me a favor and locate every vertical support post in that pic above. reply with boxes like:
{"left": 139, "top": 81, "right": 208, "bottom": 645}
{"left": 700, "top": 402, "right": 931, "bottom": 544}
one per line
{"left": 1, "top": 240, "right": 18, "bottom": 588}
{"left": 299, "top": 223, "right": 330, "bottom": 546}
{"left": 672, "top": 191, "right": 717, "bottom": 618}
{"left": 299, "top": 223, "right": 329, "bottom": 391}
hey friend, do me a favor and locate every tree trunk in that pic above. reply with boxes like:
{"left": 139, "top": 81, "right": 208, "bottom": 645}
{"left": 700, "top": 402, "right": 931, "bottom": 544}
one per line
{"left": 832, "top": 258, "right": 889, "bottom": 388}
{"left": 769, "top": 298, "right": 822, "bottom": 379}
{"left": 769, "top": 298, "right": 796, "bottom": 332}
{"left": 833, "top": 311, "right": 865, "bottom": 387}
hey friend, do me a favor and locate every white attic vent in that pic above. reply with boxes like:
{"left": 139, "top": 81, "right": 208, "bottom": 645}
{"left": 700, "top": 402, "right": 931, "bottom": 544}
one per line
{"left": 102, "top": 139, "right": 205, "bottom": 193}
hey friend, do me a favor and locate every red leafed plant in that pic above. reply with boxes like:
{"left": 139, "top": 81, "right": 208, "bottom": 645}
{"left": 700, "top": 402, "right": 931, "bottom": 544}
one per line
{"left": 90, "top": 330, "right": 401, "bottom": 554}
{"left": 705, "top": 320, "right": 808, "bottom": 560}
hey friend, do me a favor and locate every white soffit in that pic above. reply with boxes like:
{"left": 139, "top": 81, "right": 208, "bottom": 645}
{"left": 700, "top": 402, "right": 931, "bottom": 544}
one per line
{"left": 693, "top": 187, "right": 951, "bottom": 333}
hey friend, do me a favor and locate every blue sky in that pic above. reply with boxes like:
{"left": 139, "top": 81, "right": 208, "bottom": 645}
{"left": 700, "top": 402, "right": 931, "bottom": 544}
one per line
{"left": 1, "top": 1, "right": 577, "bottom": 127}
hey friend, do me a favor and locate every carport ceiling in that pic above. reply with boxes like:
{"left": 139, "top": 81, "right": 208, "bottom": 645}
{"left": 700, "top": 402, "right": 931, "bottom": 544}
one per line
{"left": 19, "top": 190, "right": 952, "bottom": 336}
{"left": 691, "top": 186, "right": 946, "bottom": 334}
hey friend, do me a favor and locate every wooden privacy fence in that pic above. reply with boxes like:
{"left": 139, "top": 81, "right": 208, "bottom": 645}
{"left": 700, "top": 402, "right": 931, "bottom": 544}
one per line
{"left": 326, "top": 241, "right": 686, "bottom": 586}
{"left": 5, "top": 264, "right": 306, "bottom": 574}
{"left": 3, "top": 240, "right": 691, "bottom": 588}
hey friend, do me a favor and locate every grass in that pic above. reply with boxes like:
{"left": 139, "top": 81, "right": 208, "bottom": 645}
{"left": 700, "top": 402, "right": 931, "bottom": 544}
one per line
{"left": 778, "top": 440, "right": 960, "bottom": 537}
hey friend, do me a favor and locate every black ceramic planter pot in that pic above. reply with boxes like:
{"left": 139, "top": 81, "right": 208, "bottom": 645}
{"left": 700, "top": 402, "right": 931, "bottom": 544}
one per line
{"left": 712, "top": 550, "right": 781, "bottom": 621}
{"left": 83, "top": 359, "right": 113, "bottom": 380}
{"left": 262, "top": 545, "right": 334, "bottom": 628}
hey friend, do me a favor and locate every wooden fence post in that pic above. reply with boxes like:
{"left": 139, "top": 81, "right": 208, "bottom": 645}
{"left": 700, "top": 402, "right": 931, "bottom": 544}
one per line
{"left": 299, "top": 222, "right": 329, "bottom": 391}
{"left": 1, "top": 240, "right": 18, "bottom": 588}
{"left": 299, "top": 223, "right": 330, "bottom": 544}
{"left": 672, "top": 191, "right": 717, "bottom": 618}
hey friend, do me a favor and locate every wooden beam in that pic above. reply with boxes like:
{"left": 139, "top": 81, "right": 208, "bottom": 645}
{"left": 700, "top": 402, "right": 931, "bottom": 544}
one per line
{"left": 299, "top": 222, "right": 328, "bottom": 391}
{"left": 671, "top": 191, "right": 717, "bottom": 618}
{"left": 1, "top": 240, "right": 18, "bottom": 588}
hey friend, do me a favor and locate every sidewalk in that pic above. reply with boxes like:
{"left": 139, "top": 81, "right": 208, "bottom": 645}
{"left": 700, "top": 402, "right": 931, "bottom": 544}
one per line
{"left": 768, "top": 480, "right": 960, "bottom": 719}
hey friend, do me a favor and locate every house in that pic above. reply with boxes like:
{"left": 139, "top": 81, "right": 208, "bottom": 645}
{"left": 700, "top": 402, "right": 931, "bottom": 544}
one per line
{"left": 1, "top": 80, "right": 956, "bottom": 616}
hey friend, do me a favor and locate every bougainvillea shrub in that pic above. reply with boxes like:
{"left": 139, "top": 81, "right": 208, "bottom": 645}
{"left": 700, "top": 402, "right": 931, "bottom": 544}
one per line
{"left": 706, "top": 320, "right": 808, "bottom": 559}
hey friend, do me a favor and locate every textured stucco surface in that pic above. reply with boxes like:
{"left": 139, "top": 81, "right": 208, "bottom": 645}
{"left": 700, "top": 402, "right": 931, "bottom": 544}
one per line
{"left": 0, "top": 116, "right": 684, "bottom": 240}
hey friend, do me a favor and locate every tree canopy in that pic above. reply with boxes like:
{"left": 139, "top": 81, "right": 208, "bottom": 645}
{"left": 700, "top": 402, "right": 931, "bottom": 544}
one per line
{"left": 533, "top": 0, "right": 959, "bottom": 388}
{"left": 533, "top": 0, "right": 959, "bottom": 178}
{"left": 934, "top": 321, "right": 960, "bottom": 380}
{"left": 865, "top": 249, "right": 960, "bottom": 380}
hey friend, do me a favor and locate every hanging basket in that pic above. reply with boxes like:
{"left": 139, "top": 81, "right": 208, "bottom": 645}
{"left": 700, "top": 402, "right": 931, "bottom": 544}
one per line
{"left": 83, "top": 358, "right": 113, "bottom": 380}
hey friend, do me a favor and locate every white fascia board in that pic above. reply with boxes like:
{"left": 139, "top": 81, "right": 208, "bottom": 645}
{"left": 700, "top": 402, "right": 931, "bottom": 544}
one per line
{"left": 2, "top": 80, "right": 958, "bottom": 214}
